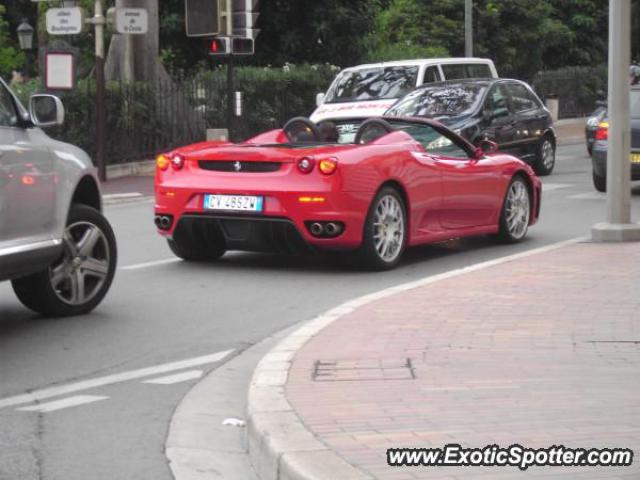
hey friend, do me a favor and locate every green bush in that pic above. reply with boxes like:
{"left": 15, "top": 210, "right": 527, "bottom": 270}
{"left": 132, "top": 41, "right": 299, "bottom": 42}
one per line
{"left": 190, "top": 64, "right": 338, "bottom": 140}
{"left": 532, "top": 64, "right": 607, "bottom": 118}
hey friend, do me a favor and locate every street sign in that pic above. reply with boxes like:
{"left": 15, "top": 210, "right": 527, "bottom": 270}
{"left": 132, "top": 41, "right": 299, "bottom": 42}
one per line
{"left": 46, "top": 7, "right": 85, "bottom": 35}
{"left": 232, "top": 0, "right": 259, "bottom": 39}
{"left": 185, "top": 0, "right": 220, "bottom": 37}
{"left": 115, "top": 8, "right": 148, "bottom": 34}
{"left": 45, "top": 52, "right": 75, "bottom": 90}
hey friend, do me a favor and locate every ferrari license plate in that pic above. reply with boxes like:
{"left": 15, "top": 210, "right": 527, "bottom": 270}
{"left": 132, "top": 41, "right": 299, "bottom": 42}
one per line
{"left": 204, "top": 194, "right": 263, "bottom": 212}
{"left": 631, "top": 153, "right": 640, "bottom": 164}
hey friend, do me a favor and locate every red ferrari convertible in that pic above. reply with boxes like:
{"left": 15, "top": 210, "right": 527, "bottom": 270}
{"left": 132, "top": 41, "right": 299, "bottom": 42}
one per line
{"left": 154, "top": 117, "right": 541, "bottom": 270}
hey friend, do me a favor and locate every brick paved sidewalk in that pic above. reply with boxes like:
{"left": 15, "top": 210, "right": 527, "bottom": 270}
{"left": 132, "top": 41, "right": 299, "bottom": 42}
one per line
{"left": 286, "top": 241, "right": 640, "bottom": 479}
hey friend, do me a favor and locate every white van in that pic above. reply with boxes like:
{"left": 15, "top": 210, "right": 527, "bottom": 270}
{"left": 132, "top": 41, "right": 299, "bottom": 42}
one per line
{"left": 310, "top": 57, "right": 498, "bottom": 124}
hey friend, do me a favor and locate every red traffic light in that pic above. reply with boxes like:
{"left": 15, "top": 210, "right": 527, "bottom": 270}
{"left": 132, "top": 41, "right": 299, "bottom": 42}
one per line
{"left": 210, "top": 37, "right": 230, "bottom": 55}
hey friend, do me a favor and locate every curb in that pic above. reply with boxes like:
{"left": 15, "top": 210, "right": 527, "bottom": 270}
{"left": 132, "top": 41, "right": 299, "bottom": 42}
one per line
{"left": 246, "top": 237, "right": 587, "bottom": 480}
{"left": 106, "top": 159, "right": 154, "bottom": 179}
{"left": 557, "top": 135, "right": 585, "bottom": 147}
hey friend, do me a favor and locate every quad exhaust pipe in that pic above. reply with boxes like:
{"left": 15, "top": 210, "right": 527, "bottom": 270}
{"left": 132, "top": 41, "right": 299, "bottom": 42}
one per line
{"left": 310, "top": 222, "right": 324, "bottom": 236}
{"left": 325, "top": 222, "right": 339, "bottom": 236}
{"left": 155, "top": 215, "right": 173, "bottom": 231}
{"left": 307, "top": 221, "right": 344, "bottom": 238}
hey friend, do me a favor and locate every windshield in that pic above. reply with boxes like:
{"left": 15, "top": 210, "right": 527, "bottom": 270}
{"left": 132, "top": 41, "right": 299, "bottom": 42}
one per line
{"left": 324, "top": 66, "right": 419, "bottom": 104}
{"left": 386, "top": 84, "right": 487, "bottom": 117}
{"left": 632, "top": 90, "right": 640, "bottom": 117}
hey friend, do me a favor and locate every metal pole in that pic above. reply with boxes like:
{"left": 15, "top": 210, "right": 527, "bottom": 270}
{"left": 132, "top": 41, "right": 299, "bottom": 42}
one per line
{"left": 124, "top": 34, "right": 134, "bottom": 83}
{"left": 465, "top": 0, "right": 473, "bottom": 57}
{"left": 606, "top": 0, "right": 631, "bottom": 223}
{"left": 227, "top": 53, "right": 235, "bottom": 142}
{"left": 94, "top": 0, "right": 107, "bottom": 182}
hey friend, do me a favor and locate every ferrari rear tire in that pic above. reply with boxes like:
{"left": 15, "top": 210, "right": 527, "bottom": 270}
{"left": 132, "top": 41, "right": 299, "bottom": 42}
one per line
{"left": 357, "top": 187, "right": 407, "bottom": 271}
{"left": 592, "top": 170, "right": 606, "bottom": 192}
{"left": 167, "top": 221, "right": 226, "bottom": 261}
{"left": 496, "top": 176, "right": 531, "bottom": 244}
{"left": 533, "top": 135, "right": 556, "bottom": 176}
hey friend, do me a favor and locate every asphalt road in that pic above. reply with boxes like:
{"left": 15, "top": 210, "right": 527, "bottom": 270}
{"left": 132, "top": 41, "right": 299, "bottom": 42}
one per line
{"left": 1, "top": 143, "right": 640, "bottom": 480}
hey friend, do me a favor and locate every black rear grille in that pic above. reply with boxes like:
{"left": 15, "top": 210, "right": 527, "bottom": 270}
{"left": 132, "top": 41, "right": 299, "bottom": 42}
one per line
{"left": 198, "top": 160, "right": 281, "bottom": 173}
{"left": 175, "top": 214, "right": 313, "bottom": 255}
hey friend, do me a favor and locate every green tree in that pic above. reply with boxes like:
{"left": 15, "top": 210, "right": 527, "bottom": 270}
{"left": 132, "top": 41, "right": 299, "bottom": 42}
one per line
{"left": 252, "top": 0, "right": 378, "bottom": 67}
{"left": 366, "top": 0, "right": 460, "bottom": 61}
{"left": 474, "top": 0, "right": 573, "bottom": 79}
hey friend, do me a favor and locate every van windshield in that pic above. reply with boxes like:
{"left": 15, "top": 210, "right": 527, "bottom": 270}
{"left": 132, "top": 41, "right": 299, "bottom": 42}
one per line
{"left": 324, "top": 66, "right": 419, "bottom": 104}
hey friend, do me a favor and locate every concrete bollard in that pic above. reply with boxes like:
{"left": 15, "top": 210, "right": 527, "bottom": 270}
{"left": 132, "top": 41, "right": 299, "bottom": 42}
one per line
{"left": 206, "top": 129, "right": 229, "bottom": 141}
{"left": 545, "top": 94, "right": 559, "bottom": 122}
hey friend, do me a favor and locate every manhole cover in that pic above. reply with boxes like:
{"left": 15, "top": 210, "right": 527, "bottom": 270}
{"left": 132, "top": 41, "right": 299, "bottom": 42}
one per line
{"left": 312, "top": 358, "right": 415, "bottom": 382}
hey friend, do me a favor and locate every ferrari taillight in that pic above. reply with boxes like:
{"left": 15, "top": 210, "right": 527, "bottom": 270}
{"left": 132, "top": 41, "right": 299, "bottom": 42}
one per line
{"left": 318, "top": 157, "right": 338, "bottom": 175}
{"left": 156, "top": 154, "right": 170, "bottom": 171}
{"left": 595, "top": 121, "right": 609, "bottom": 141}
{"left": 171, "top": 154, "right": 186, "bottom": 170}
{"left": 297, "top": 157, "right": 315, "bottom": 174}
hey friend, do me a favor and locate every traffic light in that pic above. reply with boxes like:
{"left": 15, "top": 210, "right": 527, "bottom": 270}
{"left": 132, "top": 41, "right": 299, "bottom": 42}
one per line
{"left": 232, "top": 0, "right": 259, "bottom": 39}
{"left": 232, "top": 37, "right": 254, "bottom": 55}
{"left": 209, "top": 37, "right": 231, "bottom": 55}
{"left": 185, "top": 0, "right": 222, "bottom": 37}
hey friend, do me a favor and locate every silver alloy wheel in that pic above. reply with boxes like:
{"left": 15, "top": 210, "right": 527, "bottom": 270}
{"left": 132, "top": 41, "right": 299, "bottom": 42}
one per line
{"left": 541, "top": 139, "right": 555, "bottom": 170}
{"left": 372, "top": 194, "right": 405, "bottom": 262}
{"left": 505, "top": 180, "right": 530, "bottom": 240}
{"left": 49, "top": 221, "right": 111, "bottom": 306}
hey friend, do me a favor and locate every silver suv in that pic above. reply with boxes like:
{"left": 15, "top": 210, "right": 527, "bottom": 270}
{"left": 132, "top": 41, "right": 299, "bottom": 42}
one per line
{"left": 0, "top": 77, "right": 116, "bottom": 316}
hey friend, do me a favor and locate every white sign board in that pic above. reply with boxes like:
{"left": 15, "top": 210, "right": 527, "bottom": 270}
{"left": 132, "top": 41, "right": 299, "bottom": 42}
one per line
{"left": 45, "top": 53, "right": 75, "bottom": 90}
{"left": 46, "top": 7, "right": 84, "bottom": 35}
{"left": 115, "top": 8, "right": 148, "bottom": 34}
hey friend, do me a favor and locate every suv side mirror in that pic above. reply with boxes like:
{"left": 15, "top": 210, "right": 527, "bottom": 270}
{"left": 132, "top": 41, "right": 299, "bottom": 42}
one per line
{"left": 29, "top": 94, "right": 64, "bottom": 128}
{"left": 315, "top": 92, "right": 325, "bottom": 107}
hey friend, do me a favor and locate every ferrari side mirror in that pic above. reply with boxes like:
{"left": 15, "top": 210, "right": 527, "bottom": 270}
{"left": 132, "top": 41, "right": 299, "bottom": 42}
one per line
{"left": 475, "top": 139, "right": 498, "bottom": 157}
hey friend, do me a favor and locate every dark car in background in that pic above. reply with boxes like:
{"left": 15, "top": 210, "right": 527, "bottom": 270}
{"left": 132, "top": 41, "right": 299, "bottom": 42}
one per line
{"left": 585, "top": 100, "right": 607, "bottom": 155}
{"left": 385, "top": 79, "right": 557, "bottom": 175}
{"left": 591, "top": 86, "right": 640, "bottom": 192}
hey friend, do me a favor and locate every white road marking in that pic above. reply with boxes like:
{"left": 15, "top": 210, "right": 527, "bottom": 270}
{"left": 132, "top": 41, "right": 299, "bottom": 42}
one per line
{"left": 0, "top": 350, "right": 234, "bottom": 410}
{"left": 143, "top": 370, "right": 203, "bottom": 385}
{"left": 18, "top": 395, "right": 108, "bottom": 413}
{"left": 542, "top": 183, "right": 573, "bottom": 192}
{"left": 120, "top": 258, "right": 181, "bottom": 271}
{"left": 568, "top": 192, "right": 606, "bottom": 200}
{"left": 102, "top": 192, "right": 143, "bottom": 200}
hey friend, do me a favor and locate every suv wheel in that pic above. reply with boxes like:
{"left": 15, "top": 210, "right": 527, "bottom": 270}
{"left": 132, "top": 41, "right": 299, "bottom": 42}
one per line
{"left": 12, "top": 204, "right": 117, "bottom": 317}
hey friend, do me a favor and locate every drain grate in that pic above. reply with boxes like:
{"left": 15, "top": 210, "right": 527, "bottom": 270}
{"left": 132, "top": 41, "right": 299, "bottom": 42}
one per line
{"left": 312, "top": 358, "right": 415, "bottom": 382}
{"left": 585, "top": 340, "right": 640, "bottom": 344}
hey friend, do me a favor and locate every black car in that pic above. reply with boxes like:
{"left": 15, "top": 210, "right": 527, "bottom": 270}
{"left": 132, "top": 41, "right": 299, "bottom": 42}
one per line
{"left": 585, "top": 102, "right": 607, "bottom": 155}
{"left": 385, "top": 79, "right": 557, "bottom": 175}
{"left": 591, "top": 86, "right": 640, "bottom": 192}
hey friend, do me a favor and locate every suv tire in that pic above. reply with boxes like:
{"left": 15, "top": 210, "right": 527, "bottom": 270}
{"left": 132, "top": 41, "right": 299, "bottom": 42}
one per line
{"left": 12, "top": 204, "right": 117, "bottom": 317}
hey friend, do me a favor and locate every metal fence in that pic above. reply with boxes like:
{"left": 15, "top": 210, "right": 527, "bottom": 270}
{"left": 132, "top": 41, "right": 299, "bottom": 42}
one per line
{"left": 47, "top": 66, "right": 335, "bottom": 164}
{"left": 532, "top": 65, "right": 607, "bottom": 119}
